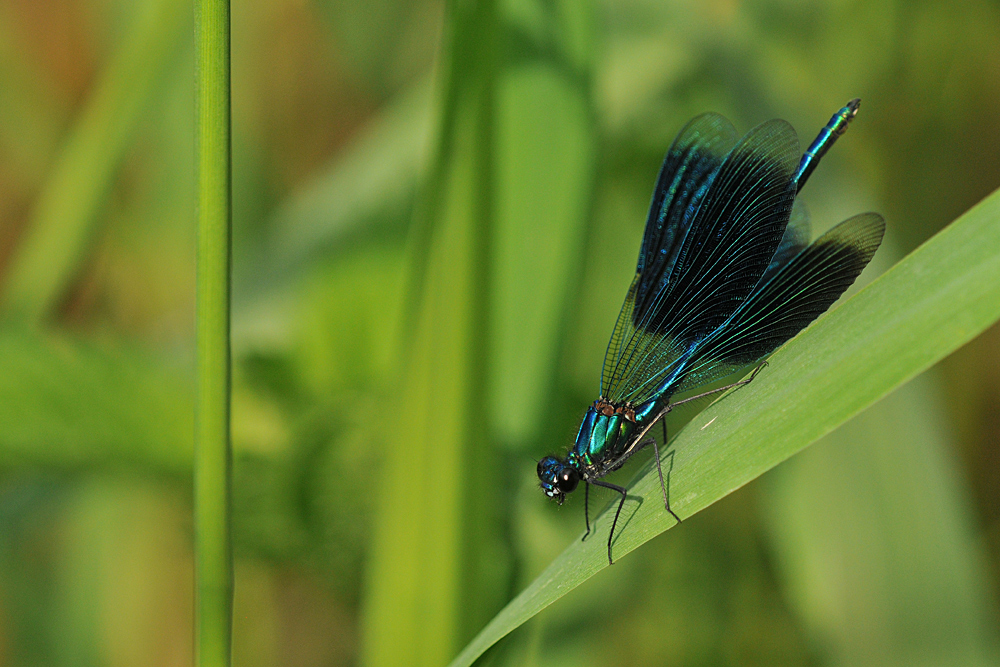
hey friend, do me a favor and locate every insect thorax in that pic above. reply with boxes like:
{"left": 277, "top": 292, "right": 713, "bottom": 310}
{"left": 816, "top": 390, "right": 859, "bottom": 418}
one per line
{"left": 570, "top": 399, "right": 641, "bottom": 468}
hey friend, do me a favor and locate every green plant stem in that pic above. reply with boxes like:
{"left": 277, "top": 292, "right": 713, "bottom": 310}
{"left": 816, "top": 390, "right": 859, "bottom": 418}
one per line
{"left": 194, "top": 2, "right": 232, "bottom": 667}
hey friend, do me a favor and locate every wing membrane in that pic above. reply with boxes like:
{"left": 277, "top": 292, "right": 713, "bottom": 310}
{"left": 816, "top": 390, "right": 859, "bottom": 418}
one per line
{"left": 601, "top": 113, "right": 737, "bottom": 397}
{"left": 634, "top": 114, "right": 738, "bottom": 309}
{"left": 674, "top": 212, "right": 885, "bottom": 392}
{"left": 601, "top": 275, "right": 639, "bottom": 394}
{"left": 604, "top": 120, "right": 801, "bottom": 404}
{"left": 761, "top": 198, "right": 810, "bottom": 284}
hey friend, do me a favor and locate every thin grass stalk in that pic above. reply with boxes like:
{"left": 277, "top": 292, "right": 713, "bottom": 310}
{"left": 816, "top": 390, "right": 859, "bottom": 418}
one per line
{"left": 194, "top": 1, "right": 232, "bottom": 666}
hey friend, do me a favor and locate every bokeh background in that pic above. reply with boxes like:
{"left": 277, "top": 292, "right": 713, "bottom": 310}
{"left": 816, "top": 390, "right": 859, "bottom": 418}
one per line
{"left": 1, "top": 0, "right": 999, "bottom": 665}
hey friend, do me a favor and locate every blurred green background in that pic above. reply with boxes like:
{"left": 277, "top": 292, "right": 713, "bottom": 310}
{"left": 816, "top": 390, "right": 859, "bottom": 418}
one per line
{"left": 1, "top": 0, "right": 999, "bottom": 665}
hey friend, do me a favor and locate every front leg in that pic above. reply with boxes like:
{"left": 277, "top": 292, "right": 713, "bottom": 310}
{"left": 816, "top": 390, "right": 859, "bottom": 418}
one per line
{"left": 590, "top": 479, "right": 628, "bottom": 565}
{"left": 581, "top": 482, "right": 591, "bottom": 541}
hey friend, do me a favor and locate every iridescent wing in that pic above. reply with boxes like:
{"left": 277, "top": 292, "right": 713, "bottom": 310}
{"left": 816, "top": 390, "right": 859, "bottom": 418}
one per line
{"left": 601, "top": 113, "right": 737, "bottom": 396}
{"left": 603, "top": 119, "right": 801, "bottom": 404}
{"left": 761, "top": 198, "right": 810, "bottom": 284}
{"left": 634, "top": 114, "right": 739, "bottom": 311}
{"left": 673, "top": 212, "right": 885, "bottom": 392}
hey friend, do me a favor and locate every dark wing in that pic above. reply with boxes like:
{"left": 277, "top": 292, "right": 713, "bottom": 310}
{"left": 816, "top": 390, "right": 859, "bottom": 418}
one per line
{"left": 673, "top": 212, "right": 885, "bottom": 392}
{"left": 604, "top": 120, "right": 801, "bottom": 404}
{"left": 761, "top": 198, "right": 810, "bottom": 284}
{"left": 634, "top": 113, "right": 739, "bottom": 310}
{"left": 601, "top": 113, "right": 737, "bottom": 396}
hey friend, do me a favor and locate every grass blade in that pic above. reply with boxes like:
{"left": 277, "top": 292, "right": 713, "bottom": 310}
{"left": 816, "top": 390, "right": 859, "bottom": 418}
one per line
{"left": 448, "top": 188, "right": 1000, "bottom": 667}
{"left": 195, "top": 1, "right": 233, "bottom": 666}
{"left": 359, "top": 1, "right": 501, "bottom": 665}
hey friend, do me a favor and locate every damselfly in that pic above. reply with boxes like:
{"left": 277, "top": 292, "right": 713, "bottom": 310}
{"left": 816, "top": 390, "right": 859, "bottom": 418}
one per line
{"left": 538, "top": 100, "right": 885, "bottom": 564}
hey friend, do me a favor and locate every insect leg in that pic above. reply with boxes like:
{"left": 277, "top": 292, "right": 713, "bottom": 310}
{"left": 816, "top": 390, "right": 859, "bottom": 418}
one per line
{"left": 651, "top": 437, "right": 681, "bottom": 524}
{"left": 590, "top": 479, "right": 628, "bottom": 565}
{"left": 581, "top": 482, "right": 591, "bottom": 541}
{"left": 669, "top": 361, "right": 768, "bottom": 409}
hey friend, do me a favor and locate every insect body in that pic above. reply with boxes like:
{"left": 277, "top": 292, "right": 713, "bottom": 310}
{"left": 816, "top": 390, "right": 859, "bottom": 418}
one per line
{"left": 538, "top": 100, "right": 884, "bottom": 564}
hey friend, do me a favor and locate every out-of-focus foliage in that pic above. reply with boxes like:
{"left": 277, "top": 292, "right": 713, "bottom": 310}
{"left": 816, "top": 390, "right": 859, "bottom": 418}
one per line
{"left": 1, "top": 0, "right": 999, "bottom": 666}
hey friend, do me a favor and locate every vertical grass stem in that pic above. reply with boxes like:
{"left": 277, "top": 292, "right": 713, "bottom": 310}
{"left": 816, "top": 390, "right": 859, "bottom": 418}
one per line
{"left": 194, "top": 1, "right": 232, "bottom": 667}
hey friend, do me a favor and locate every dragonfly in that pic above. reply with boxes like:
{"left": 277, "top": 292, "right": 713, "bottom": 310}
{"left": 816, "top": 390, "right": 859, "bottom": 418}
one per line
{"left": 537, "top": 99, "right": 885, "bottom": 565}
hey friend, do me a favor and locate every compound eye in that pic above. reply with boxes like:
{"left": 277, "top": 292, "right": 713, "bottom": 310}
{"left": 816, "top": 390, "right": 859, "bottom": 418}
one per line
{"left": 557, "top": 468, "right": 579, "bottom": 493}
{"left": 537, "top": 456, "right": 558, "bottom": 480}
